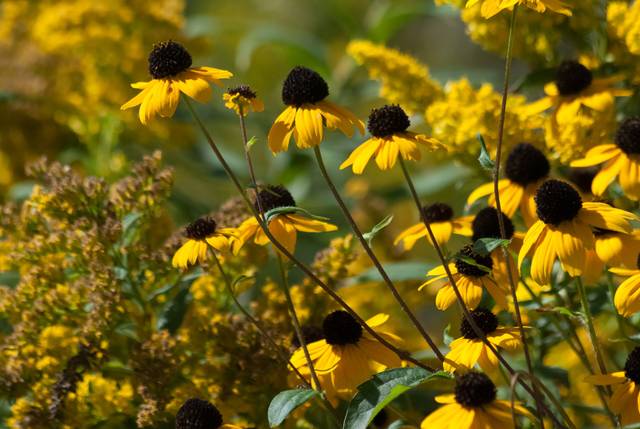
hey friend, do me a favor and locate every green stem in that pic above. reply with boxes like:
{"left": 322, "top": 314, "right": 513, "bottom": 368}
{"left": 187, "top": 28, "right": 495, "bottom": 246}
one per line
{"left": 312, "top": 146, "right": 445, "bottom": 362}
{"left": 276, "top": 252, "right": 324, "bottom": 392}
{"left": 210, "top": 251, "right": 309, "bottom": 386}
{"left": 184, "top": 98, "right": 433, "bottom": 371}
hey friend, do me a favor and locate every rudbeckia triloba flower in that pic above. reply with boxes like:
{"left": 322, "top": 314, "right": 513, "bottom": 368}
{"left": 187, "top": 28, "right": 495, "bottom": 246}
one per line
{"left": 290, "top": 311, "right": 401, "bottom": 401}
{"left": 468, "top": 143, "right": 550, "bottom": 226}
{"left": 571, "top": 118, "right": 640, "bottom": 200}
{"left": 121, "top": 40, "right": 233, "bottom": 125}
{"left": 222, "top": 85, "right": 264, "bottom": 116}
{"left": 518, "top": 179, "right": 637, "bottom": 285}
{"left": 444, "top": 308, "right": 521, "bottom": 373}
{"left": 609, "top": 260, "right": 640, "bottom": 317}
{"left": 420, "top": 372, "right": 533, "bottom": 428}
{"left": 175, "top": 398, "right": 241, "bottom": 429}
{"left": 525, "top": 61, "right": 631, "bottom": 127}
{"left": 232, "top": 185, "right": 337, "bottom": 254}
{"left": 394, "top": 202, "right": 472, "bottom": 251}
{"left": 267, "top": 66, "right": 364, "bottom": 153}
{"left": 421, "top": 244, "right": 509, "bottom": 311}
{"left": 466, "top": 0, "right": 571, "bottom": 18}
{"left": 471, "top": 207, "right": 522, "bottom": 286}
{"left": 171, "top": 217, "right": 236, "bottom": 269}
{"left": 585, "top": 347, "right": 640, "bottom": 426}
{"left": 340, "top": 104, "right": 442, "bottom": 174}
{"left": 582, "top": 229, "right": 640, "bottom": 285}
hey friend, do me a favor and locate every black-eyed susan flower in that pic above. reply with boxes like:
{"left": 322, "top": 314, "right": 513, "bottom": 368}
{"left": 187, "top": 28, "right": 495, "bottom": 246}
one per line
{"left": 340, "top": 105, "right": 442, "bottom": 174}
{"left": 232, "top": 185, "right": 337, "bottom": 255}
{"left": 121, "top": 41, "right": 233, "bottom": 125}
{"left": 468, "top": 143, "right": 549, "bottom": 226}
{"left": 444, "top": 308, "right": 521, "bottom": 374}
{"left": 571, "top": 118, "right": 640, "bottom": 200}
{"left": 290, "top": 311, "right": 401, "bottom": 401}
{"left": 585, "top": 347, "right": 640, "bottom": 426}
{"left": 518, "top": 179, "right": 637, "bottom": 285}
{"left": 524, "top": 61, "right": 631, "bottom": 127}
{"left": 394, "top": 203, "right": 472, "bottom": 251}
{"left": 223, "top": 85, "right": 264, "bottom": 116}
{"left": 471, "top": 207, "right": 522, "bottom": 286}
{"left": 581, "top": 228, "right": 640, "bottom": 285}
{"left": 267, "top": 66, "right": 364, "bottom": 153}
{"left": 175, "top": 398, "right": 241, "bottom": 429}
{"left": 420, "top": 372, "right": 533, "bottom": 428}
{"left": 421, "top": 244, "right": 509, "bottom": 311}
{"left": 172, "top": 217, "right": 236, "bottom": 269}
{"left": 466, "top": 0, "right": 571, "bottom": 18}
{"left": 609, "top": 259, "right": 640, "bottom": 317}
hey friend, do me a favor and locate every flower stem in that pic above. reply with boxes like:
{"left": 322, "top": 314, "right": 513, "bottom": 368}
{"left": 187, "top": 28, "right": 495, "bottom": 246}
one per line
{"left": 184, "top": 99, "right": 432, "bottom": 371}
{"left": 397, "top": 157, "right": 563, "bottom": 427}
{"left": 238, "top": 106, "right": 265, "bottom": 219}
{"left": 210, "top": 251, "right": 309, "bottom": 386}
{"left": 491, "top": 6, "right": 545, "bottom": 426}
{"left": 312, "top": 146, "right": 445, "bottom": 362}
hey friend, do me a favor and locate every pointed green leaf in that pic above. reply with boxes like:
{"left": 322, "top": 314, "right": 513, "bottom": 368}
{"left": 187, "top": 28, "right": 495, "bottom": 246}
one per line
{"left": 268, "top": 388, "right": 318, "bottom": 427}
{"left": 472, "top": 238, "right": 511, "bottom": 256}
{"left": 477, "top": 134, "right": 495, "bottom": 171}
{"left": 343, "top": 368, "right": 452, "bottom": 429}
{"left": 264, "top": 206, "right": 329, "bottom": 224}
{"left": 362, "top": 215, "right": 394, "bottom": 245}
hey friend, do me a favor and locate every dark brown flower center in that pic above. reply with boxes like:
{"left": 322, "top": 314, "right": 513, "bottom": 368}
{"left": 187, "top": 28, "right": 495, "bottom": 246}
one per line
{"left": 625, "top": 347, "right": 640, "bottom": 384}
{"left": 615, "top": 117, "right": 640, "bottom": 155}
{"left": 505, "top": 143, "right": 550, "bottom": 186}
{"left": 455, "top": 244, "right": 493, "bottom": 277}
{"left": 554, "top": 60, "right": 593, "bottom": 96}
{"left": 367, "top": 105, "right": 410, "bottom": 138}
{"left": 175, "top": 398, "right": 223, "bottom": 429}
{"left": 535, "top": 180, "right": 582, "bottom": 225}
{"left": 323, "top": 311, "right": 362, "bottom": 345}
{"left": 281, "top": 66, "right": 329, "bottom": 106}
{"left": 255, "top": 185, "right": 296, "bottom": 213}
{"left": 454, "top": 372, "right": 497, "bottom": 407}
{"left": 460, "top": 308, "right": 499, "bottom": 339}
{"left": 227, "top": 85, "right": 257, "bottom": 99}
{"left": 185, "top": 217, "right": 217, "bottom": 240}
{"left": 148, "top": 40, "right": 192, "bottom": 79}
{"left": 422, "top": 203, "right": 454, "bottom": 223}
{"left": 471, "top": 207, "right": 514, "bottom": 242}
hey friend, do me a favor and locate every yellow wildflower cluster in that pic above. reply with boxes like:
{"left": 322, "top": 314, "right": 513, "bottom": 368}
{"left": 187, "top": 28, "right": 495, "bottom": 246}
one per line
{"left": 346, "top": 40, "right": 443, "bottom": 114}
{"left": 426, "top": 78, "right": 543, "bottom": 157}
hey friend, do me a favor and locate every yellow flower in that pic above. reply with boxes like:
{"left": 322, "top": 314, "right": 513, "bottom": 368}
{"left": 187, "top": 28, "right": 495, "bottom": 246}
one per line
{"left": 290, "top": 311, "right": 401, "bottom": 401}
{"left": 171, "top": 217, "right": 236, "bottom": 269}
{"left": 395, "top": 203, "right": 472, "bottom": 250}
{"left": 425, "top": 78, "right": 542, "bottom": 158}
{"left": 444, "top": 308, "right": 521, "bottom": 373}
{"left": 466, "top": 0, "right": 571, "bottom": 18}
{"left": 421, "top": 244, "right": 509, "bottom": 311}
{"left": 467, "top": 143, "right": 549, "bottom": 226}
{"left": 340, "top": 105, "right": 442, "bottom": 174}
{"left": 518, "top": 180, "right": 637, "bottom": 285}
{"left": 609, "top": 265, "right": 640, "bottom": 317}
{"left": 222, "top": 85, "right": 264, "bottom": 116}
{"left": 571, "top": 118, "right": 640, "bottom": 200}
{"left": 176, "top": 398, "right": 243, "bottom": 429}
{"left": 232, "top": 185, "right": 337, "bottom": 255}
{"left": 420, "top": 372, "right": 533, "bottom": 428}
{"left": 585, "top": 347, "right": 640, "bottom": 426}
{"left": 267, "top": 66, "right": 364, "bottom": 153}
{"left": 121, "top": 40, "right": 232, "bottom": 125}
{"left": 346, "top": 39, "right": 442, "bottom": 114}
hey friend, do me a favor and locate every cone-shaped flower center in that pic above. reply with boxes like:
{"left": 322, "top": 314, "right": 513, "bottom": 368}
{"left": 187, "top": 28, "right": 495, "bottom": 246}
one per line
{"left": 422, "top": 203, "right": 454, "bottom": 223}
{"left": 615, "top": 117, "right": 640, "bottom": 155}
{"left": 566, "top": 167, "right": 598, "bottom": 194}
{"left": 255, "top": 185, "right": 296, "bottom": 213}
{"left": 175, "top": 398, "right": 223, "bottom": 429}
{"left": 281, "top": 66, "right": 329, "bottom": 107}
{"left": 535, "top": 180, "right": 582, "bottom": 225}
{"left": 185, "top": 217, "right": 217, "bottom": 240}
{"left": 323, "top": 310, "right": 363, "bottom": 345}
{"left": 460, "top": 308, "right": 499, "bottom": 339}
{"left": 625, "top": 347, "right": 640, "bottom": 384}
{"left": 454, "top": 372, "right": 497, "bottom": 407}
{"left": 505, "top": 143, "right": 550, "bottom": 186}
{"left": 455, "top": 244, "right": 493, "bottom": 277}
{"left": 227, "top": 85, "right": 257, "bottom": 99}
{"left": 554, "top": 60, "right": 593, "bottom": 96}
{"left": 471, "top": 207, "right": 514, "bottom": 242}
{"left": 367, "top": 105, "right": 410, "bottom": 138}
{"left": 291, "top": 325, "right": 324, "bottom": 348}
{"left": 148, "top": 40, "right": 192, "bottom": 79}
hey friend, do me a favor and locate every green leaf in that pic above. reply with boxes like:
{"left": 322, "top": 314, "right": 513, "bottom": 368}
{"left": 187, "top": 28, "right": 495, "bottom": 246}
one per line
{"left": 267, "top": 388, "right": 318, "bottom": 427}
{"left": 455, "top": 255, "right": 491, "bottom": 274}
{"left": 472, "top": 238, "right": 511, "bottom": 256}
{"left": 443, "top": 324, "right": 454, "bottom": 347}
{"left": 157, "top": 285, "right": 192, "bottom": 335}
{"left": 246, "top": 136, "right": 258, "bottom": 151}
{"left": 477, "top": 134, "right": 495, "bottom": 171}
{"left": 362, "top": 215, "right": 394, "bottom": 245}
{"left": 347, "top": 261, "right": 430, "bottom": 284}
{"left": 264, "top": 206, "right": 329, "bottom": 224}
{"left": 538, "top": 306, "right": 585, "bottom": 322}
{"left": 343, "top": 368, "right": 452, "bottom": 429}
